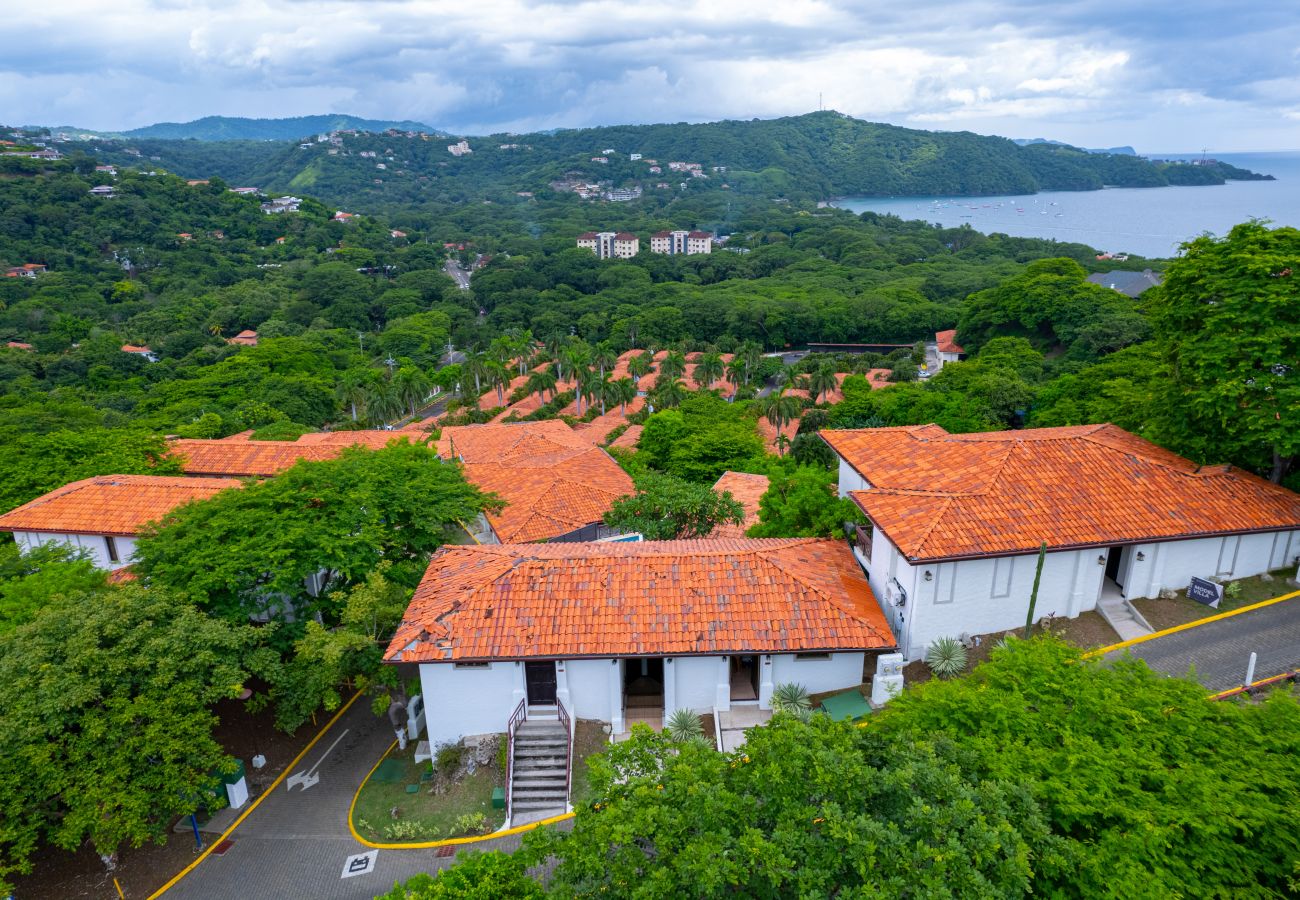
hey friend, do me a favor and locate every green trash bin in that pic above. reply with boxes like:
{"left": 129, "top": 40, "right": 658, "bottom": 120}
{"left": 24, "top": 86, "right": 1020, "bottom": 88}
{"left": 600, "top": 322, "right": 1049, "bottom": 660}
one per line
{"left": 491, "top": 787, "right": 506, "bottom": 810}
{"left": 223, "top": 758, "right": 249, "bottom": 809}
{"left": 221, "top": 758, "right": 247, "bottom": 786}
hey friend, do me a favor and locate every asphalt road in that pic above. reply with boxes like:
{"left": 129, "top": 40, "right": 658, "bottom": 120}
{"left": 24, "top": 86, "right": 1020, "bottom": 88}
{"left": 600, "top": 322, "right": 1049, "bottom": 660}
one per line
{"left": 1104, "top": 595, "right": 1300, "bottom": 693}
{"left": 443, "top": 259, "right": 472, "bottom": 290}
{"left": 160, "top": 700, "right": 536, "bottom": 900}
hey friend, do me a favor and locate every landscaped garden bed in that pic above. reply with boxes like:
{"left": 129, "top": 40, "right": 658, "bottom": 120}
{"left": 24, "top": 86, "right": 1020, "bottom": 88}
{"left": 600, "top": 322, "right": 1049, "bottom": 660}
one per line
{"left": 352, "top": 736, "right": 507, "bottom": 843}
{"left": 1131, "top": 567, "right": 1296, "bottom": 631}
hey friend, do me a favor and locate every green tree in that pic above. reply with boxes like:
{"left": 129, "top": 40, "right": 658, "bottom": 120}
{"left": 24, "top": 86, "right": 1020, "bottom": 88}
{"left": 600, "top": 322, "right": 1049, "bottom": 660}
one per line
{"left": 378, "top": 852, "right": 543, "bottom": 899}
{"left": 393, "top": 365, "right": 433, "bottom": 418}
{"left": 134, "top": 443, "right": 497, "bottom": 623}
{"left": 608, "top": 376, "right": 637, "bottom": 416}
{"left": 658, "top": 350, "right": 687, "bottom": 382}
{"left": 1148, "top": 222, "right": 1300, "bottom": 482}
{"left": 693, "top": 351, "right": 724, "bottom": 389}
{"left": 627, "top": 350, "right": 654, "bottom": 387}
{"left": 0, "top": 541, "right": 107, "bottom": 632}
{"left": 0, "top": 428, "right": 181, "bottom": 514}
{"left": 603, "top": 472, "right": 744, "bottom": 539}
{"left": 749, "top": 464, "right": 863, "bottom": 537}
{"left": 0, "top": 586, "right": 258, "bottom": 892}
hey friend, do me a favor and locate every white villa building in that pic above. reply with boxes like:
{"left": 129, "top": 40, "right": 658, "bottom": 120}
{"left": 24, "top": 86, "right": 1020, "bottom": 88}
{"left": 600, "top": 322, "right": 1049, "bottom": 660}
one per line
{"left": 385, "top": 539, "right": 895, "bottom": 745}
{"left": 822, "top": 423, "right": 1300, "bottom": 659}
{"left": 576, "top": 231, "right": 639, "bottom": 259}
{"left": 649, "top": 230, "right": 713, "bottom": 255}
{"left": 0, "top": 474, "right": 236, "bottom": 572}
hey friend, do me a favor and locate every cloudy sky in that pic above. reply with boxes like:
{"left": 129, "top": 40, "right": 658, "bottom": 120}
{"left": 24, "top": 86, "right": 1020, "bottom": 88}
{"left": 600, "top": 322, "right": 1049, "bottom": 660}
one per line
{"left": 7, "top": 0, "right": 1299, "bottom": 150}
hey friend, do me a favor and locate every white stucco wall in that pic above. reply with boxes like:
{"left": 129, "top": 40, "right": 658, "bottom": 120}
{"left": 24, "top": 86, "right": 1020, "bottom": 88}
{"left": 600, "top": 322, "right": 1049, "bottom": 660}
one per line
{"left": 770, "top": 652, "right": 864, "bottom": 696}
{"left": 418, "top": 661, "right": 522, "bottom": 745}
{"left": 15, "top": 530, "right": 137, "bottom": 570}
{"left": 668, "top": 656, "right": 725, "bottom": 714}
{"left": 1115, "top": 530, "right": 1300, "bottom": 600}
{"left": 836, "top": 458, "right": 869, "bottom": 498}
{"left": 561, "top": 659, "right": 617, "bottom": 722}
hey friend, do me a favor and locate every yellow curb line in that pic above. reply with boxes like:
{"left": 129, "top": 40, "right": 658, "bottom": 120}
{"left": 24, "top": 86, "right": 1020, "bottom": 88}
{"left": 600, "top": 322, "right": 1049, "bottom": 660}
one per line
{"left": 1081, "top": 588, "right": 1300, "bottom": 660}
{"left": 1208, "top": 669, "right": 1300, "bottom": 701}
{"left": 147, "top": 691, "right": 364, "bottom": 899}
{"left": 347, "top": 739, "right": 575, "bottom": 850}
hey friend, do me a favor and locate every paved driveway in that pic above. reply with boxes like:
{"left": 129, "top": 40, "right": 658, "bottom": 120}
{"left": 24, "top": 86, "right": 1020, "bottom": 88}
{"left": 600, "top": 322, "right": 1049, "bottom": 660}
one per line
{"left": 1103, "top": 595, "right": 1300, "bottom": 693}
{"left": 160, "top": 698, "right": 537, "bottom": 900}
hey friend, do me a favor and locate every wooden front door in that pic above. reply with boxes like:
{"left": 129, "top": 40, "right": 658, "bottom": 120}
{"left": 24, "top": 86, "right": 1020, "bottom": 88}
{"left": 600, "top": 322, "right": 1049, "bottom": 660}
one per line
{"left": 524, "top": 661, "right": 557, "bottom": 705}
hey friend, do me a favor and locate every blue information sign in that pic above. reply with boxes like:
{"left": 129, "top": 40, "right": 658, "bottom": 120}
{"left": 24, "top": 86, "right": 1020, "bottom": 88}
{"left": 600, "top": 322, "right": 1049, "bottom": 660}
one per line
{"left": 1187, "top": 576, "right": 1221, "bottom": 608}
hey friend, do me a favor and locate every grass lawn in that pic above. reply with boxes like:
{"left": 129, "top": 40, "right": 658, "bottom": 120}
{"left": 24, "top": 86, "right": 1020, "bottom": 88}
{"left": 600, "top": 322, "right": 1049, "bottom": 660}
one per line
{"left": 352, "top": 740, "right": 506, "bottom": 843}
{"left": 569, "top": 720, "right": 610, "bottom": 810}
{"left": 1131, "top": 567, "right": 1297, "bottom": 632}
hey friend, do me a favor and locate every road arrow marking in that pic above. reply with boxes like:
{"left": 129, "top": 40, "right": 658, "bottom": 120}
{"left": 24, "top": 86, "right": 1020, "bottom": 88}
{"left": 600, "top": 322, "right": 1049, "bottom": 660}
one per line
{"left": 285, "top": 729, "right": 349, "bottom": 792}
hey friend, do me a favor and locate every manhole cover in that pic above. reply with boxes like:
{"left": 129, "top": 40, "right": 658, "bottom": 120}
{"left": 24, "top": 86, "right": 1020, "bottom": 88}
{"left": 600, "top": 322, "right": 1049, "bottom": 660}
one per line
{"left": 210, "top": 838, "right": 236, "bottom": 857}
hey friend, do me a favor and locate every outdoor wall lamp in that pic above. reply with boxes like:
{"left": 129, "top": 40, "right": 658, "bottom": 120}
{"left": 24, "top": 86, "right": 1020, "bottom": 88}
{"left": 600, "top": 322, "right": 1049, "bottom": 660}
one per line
{"left": 1136, "top": 551, "right": 1146, "bottom": 562}
{"left": 1097, "top": 555, "right": 1106, "bottom": 565}
{"left": 923, "top": 570, "right": 933, "bottom": 581}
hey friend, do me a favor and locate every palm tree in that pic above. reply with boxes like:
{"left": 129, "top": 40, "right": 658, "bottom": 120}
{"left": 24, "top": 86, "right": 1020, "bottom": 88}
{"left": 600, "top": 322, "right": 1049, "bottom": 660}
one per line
{"left": 592, "top": 373, "right": 612, "bottom": 415}
{"left": 659, "top": 350, "right": 687, "bottom": 383}
{"left": 725, "top": 358, "right": 746, "bottom": 397}
{"left": 486, "top": 360, "right": 511, "bottom": 407}
{"left": 652, "top": 378, "right": 687, "bottom": 410}
{"left": 609, "top": 377, "right": 637, "bottom": 416}
{"left": 487, "top": 336, "right": 513, "bottom": 369}
{"left": 759, "top": 391, "right": 804, "bottom": 454}
{"left": 562, "top": 342, "right": 593, "bottom": 392}
{"left": 526, "top": 368, "right": 557, "bottom": 403}
{"left": 737, "top": 341, "right": 763, "bottom": 385}
{"left": 593, "top": 341, "right": 618, "bottom": 381}
{"left": 628, "top": 351, "right": 654, "bottom": 388}
{"left": 463, "top": 351, "right": 489, "bottom": 398}
{"left": 808, "top": 364, "right": 839, "bottom": 405}
{"left": 507, "top": 328, "right": 534, "bottom": 376}
{"left": 336, "top": 370, "right": 369, "bottom": 422}
{"left": 694, "top": 352, "right": 724, "bottom": 389}
{"left": 362, "top": 376, "right": 402, "bottom": 427}
{"left": 393, "top": 365, "right": 432, "bottom": 418}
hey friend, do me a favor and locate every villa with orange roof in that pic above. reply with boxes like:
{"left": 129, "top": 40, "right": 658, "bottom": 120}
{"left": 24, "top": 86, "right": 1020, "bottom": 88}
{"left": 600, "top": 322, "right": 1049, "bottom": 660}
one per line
{"left": 0, "top": 475, "right": 237, "bottom": 571}
{"left": 934, "top": 329, "right": 965, "bottom": 369}
{"left": 709, "top": 472, "right": 770, "bottom": 538}
{"left": 822, "top": 423, "right": 1300, "bottom": 658}
{"left": 167, "top": 431, "right": 423, "bottom": 477}
{"left": 436, "top": 421, "right": 633, "bottom": 543}
{"left": 385, "top": 538, "right": 895, "bottom": 749}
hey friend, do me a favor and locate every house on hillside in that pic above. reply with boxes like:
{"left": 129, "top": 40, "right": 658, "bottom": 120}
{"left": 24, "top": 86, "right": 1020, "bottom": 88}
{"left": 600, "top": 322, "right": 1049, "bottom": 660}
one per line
{"left": 121, "top": 344, "right": 158, "bottom": 362}
{"left": 226, "top": 329, "right": 259, "bottom": 346}
{"left": 435, "top": 421, "right": 633, "bottom": 543}
{"left": 88, "top": 184, "right": 115, "bottom": 197}
{"left": 821, "top": 424, "right": 1300, "bottom": 659}
{"left": 0, "top": 475, "right": 237, "bottom": 572}
{"left": 167, "top": 431, "right": 413, "bottom": 478}
{"left": 384, "top": 539, "right": 896, "bottom": 744}
{"left": 5, "top": 264, "right": 47, "bottom": 278}
{"left": 934, "top": 329, "right": 965, "bottom": 370}
{"left": 1087, "top": 269, "right": 1163, "bottom": 297}
{"left": 5, "top": 341, "right": 34, "bottom": 351}
{"left": 261, "top": 196, "right": 301, "bottom": 214}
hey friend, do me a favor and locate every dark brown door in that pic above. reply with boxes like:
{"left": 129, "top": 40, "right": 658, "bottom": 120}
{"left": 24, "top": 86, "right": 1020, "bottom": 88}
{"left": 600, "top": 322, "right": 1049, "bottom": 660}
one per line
{"left": 524, "top": 661, "right": 557, "bottom": 705}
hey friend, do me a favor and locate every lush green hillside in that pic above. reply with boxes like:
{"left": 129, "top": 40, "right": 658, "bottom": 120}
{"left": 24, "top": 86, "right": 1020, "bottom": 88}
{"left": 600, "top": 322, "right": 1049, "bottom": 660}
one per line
{"left": 84, "top": 112, "right": 1268, "bottom": 214}
{"left": 119, "top": 114, "right": 438, "bottom": 141}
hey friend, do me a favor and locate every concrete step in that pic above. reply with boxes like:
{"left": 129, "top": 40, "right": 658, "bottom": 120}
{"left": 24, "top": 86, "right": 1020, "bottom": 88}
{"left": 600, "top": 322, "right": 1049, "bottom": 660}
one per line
{"left": 513, "top": 775, "right": 567, "bottom": 789}
{"left": 515, "top": 738, "right": 567, "bottom": 749}
{"left": 515, "top": 746, "right": 568, "bottom": 758}
{"left": 511, "top": 787, "right": 568, "bottom": 800}
{"left": 512, "top": 799, "right": 568, "bottom": 812}
{"left": 516, "top": 724, "right": 566, "bottom": 735}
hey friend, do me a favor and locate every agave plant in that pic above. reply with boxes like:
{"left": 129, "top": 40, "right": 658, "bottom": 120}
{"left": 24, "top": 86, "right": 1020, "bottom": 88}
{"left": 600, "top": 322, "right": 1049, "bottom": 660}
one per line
{"left": 666, "top": 708, "right": 704, "bottom": 742}
{"left": 925, "top": 636, "right": 969, "bottom": 679}
{"left": 770, "top": 682, "right": 812, "bottom": 720}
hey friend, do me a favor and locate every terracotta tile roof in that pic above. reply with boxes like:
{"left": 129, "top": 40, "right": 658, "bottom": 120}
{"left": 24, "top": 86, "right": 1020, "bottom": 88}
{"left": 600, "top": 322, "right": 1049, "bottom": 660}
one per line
{"left": 169, "top": 432, "right": 418, "bottom": 476}
{"left": 436, "top": 421, "right": 634, "bottom": 542}
{"left": 385, "top": 538, "right": 894, "bottom": 662}
{"left": 0, "top": 475, "right": 237, "bottom": 536}
{"left": 107, "top": 565, "right": 138, "bottom": 584}
{"left": 121, "top": 344, "right": 153, "bottom": 354}
{"left": 822, "top": 423, "right": 1300, "bottom": 562}
{"left": 609, "top": 424, "right": 642, "bottom": 450}
{"left": 710, "top": 472, "right": 770, "bottom": 538}
{"left": 6, "top": 341, "right": 33, "bottom": 350}
{"left": 936, "top": 329, "right": 964, "bottom": 354}
{"left": 226, "top": 329, "right": 258, "bottom": 346}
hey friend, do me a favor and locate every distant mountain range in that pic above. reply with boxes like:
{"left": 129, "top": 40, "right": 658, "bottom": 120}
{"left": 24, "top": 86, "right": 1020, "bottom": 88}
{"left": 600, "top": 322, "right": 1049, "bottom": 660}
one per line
{"left": 38, "top": 115, "right": 440, "bottom": 142}
{"left": 1013, "top": 138, "right": 1137, "bottom": 156}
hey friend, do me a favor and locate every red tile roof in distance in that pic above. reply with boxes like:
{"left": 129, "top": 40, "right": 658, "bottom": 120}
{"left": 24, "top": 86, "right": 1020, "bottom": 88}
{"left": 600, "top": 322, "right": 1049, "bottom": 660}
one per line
{"left": 385, "top": 538, "right": 894, "bottom": 662}
{"left": 0, "top": 475, "right": 237, "bottom": 536}
{"left": 936, "top": 329, "right": 964, "bottom": 354}
{"left": 710, "top": 472, "right": 770, "bottom": 538}
{"left": 821, "top": 424, "right": 1300, "bottom": 562}
{"left": 437, "top": 421, "right": 633, "bottom": 542}
{"left": 168, "top": 432, "right": 421, "bottom": 476}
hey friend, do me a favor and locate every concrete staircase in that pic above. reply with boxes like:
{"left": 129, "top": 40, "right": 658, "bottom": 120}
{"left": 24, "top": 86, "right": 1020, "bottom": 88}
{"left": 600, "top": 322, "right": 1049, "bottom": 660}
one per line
{"left": 509, "top": 718, "right": 570, "bottom": 817}
{"left": 1097, "top": 593, "right": 1154, "bottom": 641}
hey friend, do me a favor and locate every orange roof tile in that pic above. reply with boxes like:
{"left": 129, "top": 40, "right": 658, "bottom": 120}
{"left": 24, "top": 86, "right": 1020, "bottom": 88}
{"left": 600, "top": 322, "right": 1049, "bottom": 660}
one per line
{"left": 609, "top": 424, "right": 642, "bottom": 450}
{"left": 710, "top": 472, "right": 770, "bottom": 538}
{"left": 821, "top": 424, "right": 1300, "bottom": 562}
{"left": 936, "top": 329, "right": 964, "bottom": 354}
{"left": 169, "top": 432, "right": 422, "bottom": 476}
{"left": 436, "top": 421, "right": 634, "bottom": 542}
{"left": 0, "top": 475, "right": 237, "bottom": 536}
{"left": 226, "top": 329, "right": 259, "bottom": 346}
{"left": 385, "top": 538, "right": 894, "bottom": 662}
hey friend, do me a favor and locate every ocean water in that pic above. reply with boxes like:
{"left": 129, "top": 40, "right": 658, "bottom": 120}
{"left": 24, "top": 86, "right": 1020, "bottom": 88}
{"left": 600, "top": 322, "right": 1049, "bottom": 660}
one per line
{"left": 832, "top": 151, "right": 1300, "bottom": 259}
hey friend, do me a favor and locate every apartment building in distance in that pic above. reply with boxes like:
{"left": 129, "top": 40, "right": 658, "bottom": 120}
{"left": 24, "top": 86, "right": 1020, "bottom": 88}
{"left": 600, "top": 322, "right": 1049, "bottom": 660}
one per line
{"left": 576, "top": 231, "right": 640, "bottom": 259}
{"left": 650, "top": 230, "right": 713, "bottom": 255}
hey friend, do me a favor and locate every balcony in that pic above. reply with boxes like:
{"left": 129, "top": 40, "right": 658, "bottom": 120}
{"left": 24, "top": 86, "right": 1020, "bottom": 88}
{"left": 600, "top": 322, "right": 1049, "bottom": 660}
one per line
{"left": 853, "top": 524, "right": 873, "bottom": 565}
